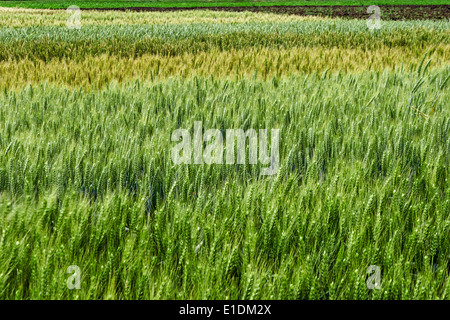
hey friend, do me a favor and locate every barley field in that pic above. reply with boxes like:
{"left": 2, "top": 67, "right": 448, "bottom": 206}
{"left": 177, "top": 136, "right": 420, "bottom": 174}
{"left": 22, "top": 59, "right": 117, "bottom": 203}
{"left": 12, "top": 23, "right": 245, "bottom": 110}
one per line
{"left": 0, "top": 8, "right": 449, "bottom": 300}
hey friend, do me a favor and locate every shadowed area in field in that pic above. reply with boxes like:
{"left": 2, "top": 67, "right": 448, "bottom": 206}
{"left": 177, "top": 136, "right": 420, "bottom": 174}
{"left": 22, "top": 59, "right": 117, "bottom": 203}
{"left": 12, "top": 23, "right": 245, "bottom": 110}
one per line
{"left": 82, "top": 5, "right": 450, "bottom": 20}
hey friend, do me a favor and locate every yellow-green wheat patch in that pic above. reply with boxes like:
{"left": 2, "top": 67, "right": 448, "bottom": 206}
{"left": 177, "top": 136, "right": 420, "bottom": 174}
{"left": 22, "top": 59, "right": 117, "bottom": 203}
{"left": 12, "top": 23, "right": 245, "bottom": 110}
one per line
{"left": 1, "top": 44, "right": 448, "bottom": 89}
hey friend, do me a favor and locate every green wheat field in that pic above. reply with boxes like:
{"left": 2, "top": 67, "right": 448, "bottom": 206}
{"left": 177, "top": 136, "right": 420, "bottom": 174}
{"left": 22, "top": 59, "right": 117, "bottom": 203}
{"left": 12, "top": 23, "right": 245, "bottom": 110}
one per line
{"left": 0, "top": 8, "right": 449, "bottom": 299}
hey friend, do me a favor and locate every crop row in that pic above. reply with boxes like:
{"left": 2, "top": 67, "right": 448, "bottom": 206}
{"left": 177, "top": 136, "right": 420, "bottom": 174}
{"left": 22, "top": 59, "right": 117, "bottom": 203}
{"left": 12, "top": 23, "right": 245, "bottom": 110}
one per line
{"left": 0, "top": 69, "right": 449, "bottom": 298}
{"left": 1, "top": 46, "right": 449, "bottom": 89}
{"left": 1, "top": 28, "right": 448, "bottom": 63}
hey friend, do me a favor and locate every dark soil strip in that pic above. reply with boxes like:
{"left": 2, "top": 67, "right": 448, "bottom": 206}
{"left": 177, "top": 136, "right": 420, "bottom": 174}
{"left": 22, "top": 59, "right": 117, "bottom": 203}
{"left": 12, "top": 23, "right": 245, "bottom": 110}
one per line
{"left": 82, "top": 5, "right": 450, "bottom": 20}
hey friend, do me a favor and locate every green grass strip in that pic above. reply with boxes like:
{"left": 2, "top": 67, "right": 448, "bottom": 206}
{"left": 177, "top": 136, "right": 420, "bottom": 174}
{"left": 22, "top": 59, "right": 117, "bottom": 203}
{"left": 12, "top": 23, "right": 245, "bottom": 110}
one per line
{"left": 0, "top": 0, "right": 449, "bottom": 9}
